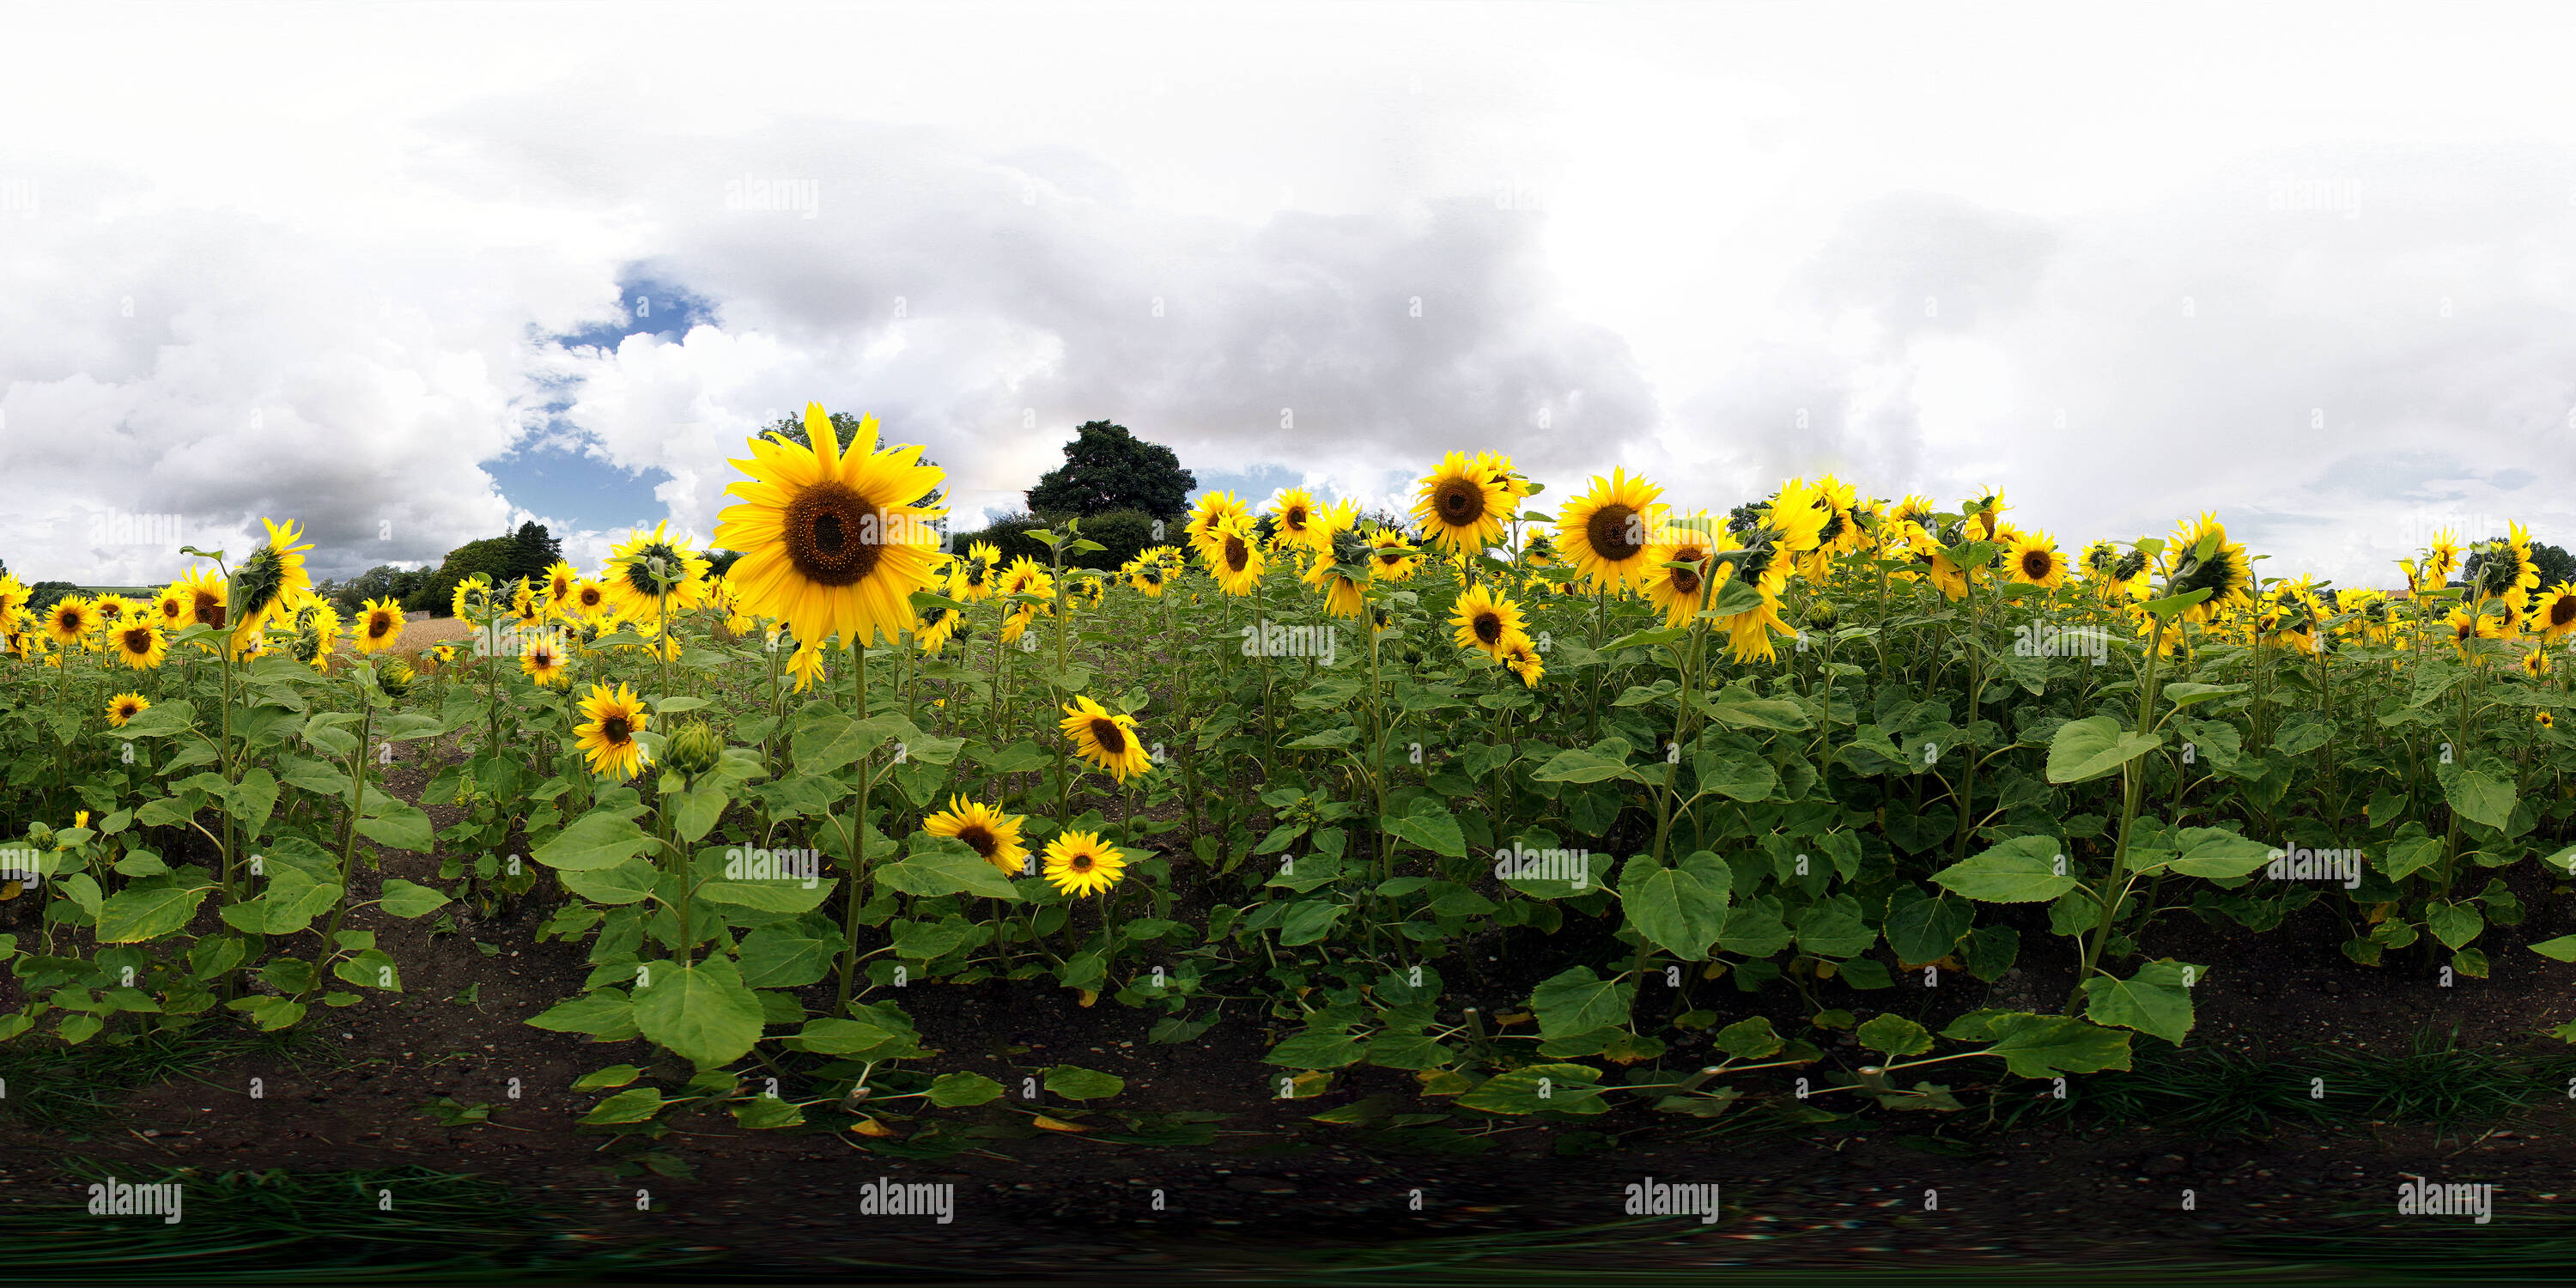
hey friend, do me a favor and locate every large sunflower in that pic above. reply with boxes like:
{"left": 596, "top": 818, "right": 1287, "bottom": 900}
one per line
{"left": 1208, "top": 515, "right": 1265, "bottom": 597}
{"left": 1040, "top": 829, "right": 1127, "bottom": 897}
{"left": 45, "top": 596, "right": 95, "bottom": 648}
{"left": 105, "top": 692, "right": 150, "bottom": 728}
{"left": 1556, "top": 470, "right": 1665, "bottom": 592}
{"left": 353, "top": 598, "right": 405, "bottom": 655}
{"left": 714, "top": 403, "right": 947, "bottom": 650}
{"left": 1412, "top": 452, "right": 1511, "bottom": 556}
{"left": 923, "top": 796, "right": 1030, "bottom": 876}
{"left": 574, "top": 682, "right": 650, "bottom": 779}
{"left": 110, "top": 620, "right": 167, "bottom": 670}
{"left": 601, "top": 522, "right": 714, "bottom": 622}
{"left": 1186, "top": 491, "right": 1252, "bottom": 564}
{"left": 2003, "top": 530, "right": 2067, "bottom": 590}
{"left": 230, "top": 517, "right": 316, "bottom": 650}
{"left": 1060, "top": 695, "right": 1153, "bottom": 783}
{"left": 1643, "top": 515, "right": 1721, "bottom": 629}
{"left": 2533, "top": 582, "right": 2576, "bottom": 643}
{"left": 1449, "top": 582, "right": 1529, "bottom": 660}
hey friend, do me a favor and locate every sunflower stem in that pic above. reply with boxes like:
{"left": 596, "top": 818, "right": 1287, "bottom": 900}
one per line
{"left": 836, "top": 636, "right": 876, "bottom": 1018}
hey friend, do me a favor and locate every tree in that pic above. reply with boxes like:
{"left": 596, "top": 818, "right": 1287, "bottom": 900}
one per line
{"left": 2535, "top": 541, "right": 2575, "bottom": 592}
{"left": 26, "top": 581, "right": 77, "bottom": 613}
{"left": 707, "top": 549, "right": 745, "bottom": 579}
{"left": 1024, "top": 421, "right": 1194, "bottom": 523}
{"left": 505, "top": 521, "right": 563, "bottom": 582}
{"left": 323, "top": 564, "right": 430, "bottom": 613}
{"left": 409, "top": 536, "right": 518, "bottom": 616}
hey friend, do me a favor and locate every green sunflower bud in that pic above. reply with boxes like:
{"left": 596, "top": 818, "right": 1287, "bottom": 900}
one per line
{"left": 378, "top": 659, "right": 416, "bottom": 698}
{"left": 666, "top": 719, "right": 724, "bottom": 776}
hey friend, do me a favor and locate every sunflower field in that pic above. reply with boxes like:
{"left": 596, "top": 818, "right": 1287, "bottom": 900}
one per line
{"left": 3, "top": 401, "right": 2574, "bottom": 1139}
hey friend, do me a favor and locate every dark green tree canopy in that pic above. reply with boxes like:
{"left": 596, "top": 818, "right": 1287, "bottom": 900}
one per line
{"left": 1024, "top": 420, "right": 1194, "bottom": 523}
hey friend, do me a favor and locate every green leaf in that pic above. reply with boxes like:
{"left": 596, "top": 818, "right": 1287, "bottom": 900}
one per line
{"left": 2425, "top": 901, "right": 2484, "bottom": 950}
{"left": 94, "top": 884, "right": 212, "bottom": 943}
{"left": 1883, "top": 890, "right": 1972, "bottom": 964}
{"left": 2161, "top": 682, "right": 2248, "bottom": 708}
{"left": 1530, "top": 738, "right": 1640, "bottom": 785}
{"left": 2080, "top": 959, "right": 2201, "bottom": 1045}
{"left": 2163, "top": 828, "right": 2275, "bottom": 878}
{"left": 1932, "top": 835, "right": 2075, "bottom": 903}
{"left": 1381, "top": 800, "right": 1467, "bottom": 858}
{"left": 2045, "top": 715, "right": 2162, "bottom": 785}
{"left": 631, "top": 956, "right": 765, "bottom": 1066}
{"left": 1711, "top": 1016, "right": 1785, "bottom": 1059}
{"left": 876, "top": 845, "right": 1023, "bottom": 900}
{"left": 2529, "top": 934, "right": 2576, "bottom": 963}
{"left": 581, "top": 1087, "right": 665, "bottom": 1125}
{"left": 927, "top": 1072, "right": 1005, "bottom": 1107}
{"left": 737, "top": 921, "right": 839, "bottom": 988}
{"left": 1529, "top": 965, "right": 1635, "bottom": 1041}
{"left": 526, "top": 989, "right": 639, "bottom": 1039}
{"left": 1856, "top": 1013, "right": 1934, "bottom": 1058}
{"left": 355, "top": 798, "right": 434, "bottom": 854}
{"left": 533, "top": 809, "right": 659, "bottom": 872}
{"left": 228, "top": 767, "right": 280, "bottom": 836}
{"left": 1043, "top": 1065, "right": 1126, "bottom": 1100}
{"left": 1979, "top": 1012, "right": 2134, "bottom": 1078}
{"left": 376, "top": 878, "right": 451, "bottom": 919}
{"left": 1266, "top": 1030, "right": 1368, "bottom": 1069}
{"left": 559, "top": 857, "right": 662, "bottom": 906}
{"left": 1615, "top": 852, "right": 1734, "bottom": 961}
{"left": 1456, "top": 1063, "right": 1608, "bottom": 1116}
{"left": 572, "top": 1064, "right": 642, "bottom": 1090}
{"left": 2437, "top": 762, "right": 2517, "bottom": 830}
{"left": 1692, "top": 744, "right": 1777, "bottom": 802}
{"left": 2383, "top": 835, "right": 2445, "bottom": 882}
{"left": 697, "top": 878, "right": 837, "bottom": 914}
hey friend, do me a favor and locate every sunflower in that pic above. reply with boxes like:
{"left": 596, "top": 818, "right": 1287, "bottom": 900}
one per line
{"left": 2423, "top": 529, "right": 2463, "bottom": 587}
{"left": 1060, "top": 695, "right": 1153, "bottom": 783}
{"left": 1413, "top": 452, "right": 1511, "bottom": 556}
{"left": 1556, "top": 470, "right": 1665, "bottom": 592}
{"left": 1501, "top": 636, "right": 1545, "bottom": 687}
{"left": 601, "top": 521, "right": 714, "bottom": 622}
{"left": 1070, "top": 574, "right": 1106, "bottom": 611}
{"left": 1643, "top": 515, "right": 1721, "bottom": 629}
{"left": 149, "top": 586, "right": 187, "bottom": 633}
{"left": 2445, "top": 605, "right": 2509, "bottom": 659}
{"left": 2534, "top": 583, "right": 2576, "bottom": 643}
{"left": 522, "top": 635, "right": 571, "bottom": 687}
{"left": 348, "top": 597, "right": 404, "bottom": 655}
{"left": 230, "top": 517, "right": 316, "bottom": 648}
{"left": 432, "top": 642, "right": 459, "bottom": 671}
{"left": 2540, "top": 709, "right": 2557, "bottom": 729}
{"left": 1121, "top": 556, "right": 1169, "bottom": 597}
{"left": 450, "top": 572, "right": 495, "bottom": 623}
{"left": 285, "top": 599, "right": 342, "bottom": 671}
{"left": 544, "top": 559, "right": 580, "bottom": 608}
{"left": 1270, "top": 487, "right": 1332, "bottom": 555}
{"left": 2003, "top": 530, "right": 2066, "bottom": 589}
{"left": 923, "top": 797, "right": 1030, "bottom": 875}
{"left": 105, "top": 692, "right": 150, "bottom": 728}
{"left": 2469, "top": 526, "right": 2541, "bottom": 609}
{"left": 2157, "top": 513, "right": 2252, "bottom": 623}
{"left": 1449, "top": 582, "right": 1530, "bottom": 660}
{"left": 1040, "top": 829, "right": 1127, "bottom": 897}
{"left": 1366, "top": 528, "right": 1421, "bottom": 580}
{"left": 1303, "top": 527, "right": 1371, "bottom": 618}
{"left": 998, "top": 556, "right": 1056, "bottom": 643}
{"left": 1208, "top": 515, "right": 1266, "bottom": 597}
{"left": 948, "top": 541, "right": 1002, "bottom": 603}
{"left": 109, "top": 620, "right": 167, "bottom": 670}
{"left": 0, "top": 574, "right": 26, "bottom": 621}
{"left": 1186, "top": 491, "right": 1252, "bottom": 564}
{"left": 1762, "top": 479, "right": 1832, "bottom": 568}
{"left": 92, "top": 594, "right": 137, "bottom": 631}
{"left": 2524, "top": 644, "right": 2553, "bottom": 680}
{"left": 714, "top": 403, "right": 947, "bottom": 650}
{"left": 44, "top": 596, "right": 96, "bottom": 648}
{"left": 574, "top": 682, "right": 650, "bottom": 778}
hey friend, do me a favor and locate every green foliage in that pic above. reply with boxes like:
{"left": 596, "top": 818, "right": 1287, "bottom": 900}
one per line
{"left": 1023, "top": 420, "right": 1195, "bottom": 522}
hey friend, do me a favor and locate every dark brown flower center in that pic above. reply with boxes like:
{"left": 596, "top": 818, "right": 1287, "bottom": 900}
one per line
{"left": 1224, "top": 535, "right": 1249, "bottom": 572}
{"left": 1435, "top": 477, "right": 1485, "bottom": 525}
{"left": 957, "top": 823, "right": 996, "bottom": 858}
{"left": 1090, "top": 718, "right": 1127, "bottom": 755}
{"left": 368, "top": 614, "right": 393, "bottom": 639}
{"left": 781, "top": 481, "right": 883, "bottom": 587}
{"left": 1473, "top": 610, "right": 1503, "bottom": 646}
{"left": 602, "top": 715, "right": 631, "bottom": 742}
{"left": 1285, "top": 506, "right": 1306, "bottom": 527}
{"left": 121, "top": 625, "right": 153, "bottom": 653}
{"left": 1068, "top": 854, "right": 1095, "bottom": 874}
{"left": 1588, "top": 504, "right": 1642, "bottom": 561}
{"left": 2020, "top": 550, "right": 2052, "bottom": 579}
{"left": 2553, "top": 598, "right": 2576, "bottom": 628}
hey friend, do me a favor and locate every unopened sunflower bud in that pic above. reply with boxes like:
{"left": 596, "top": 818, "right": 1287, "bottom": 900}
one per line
{"left": 666, "top": 719, "right": 723, "bottom": 776}
{"left": 1805, "top": 600, "right": 1838, "bottom": 629}
{"left": 378, "top": 659, "right": 416, "bottom": 697}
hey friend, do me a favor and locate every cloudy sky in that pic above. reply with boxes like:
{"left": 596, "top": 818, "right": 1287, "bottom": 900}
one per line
{"left": 4, "top": 2, "right": 2573, "bottom": 590}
